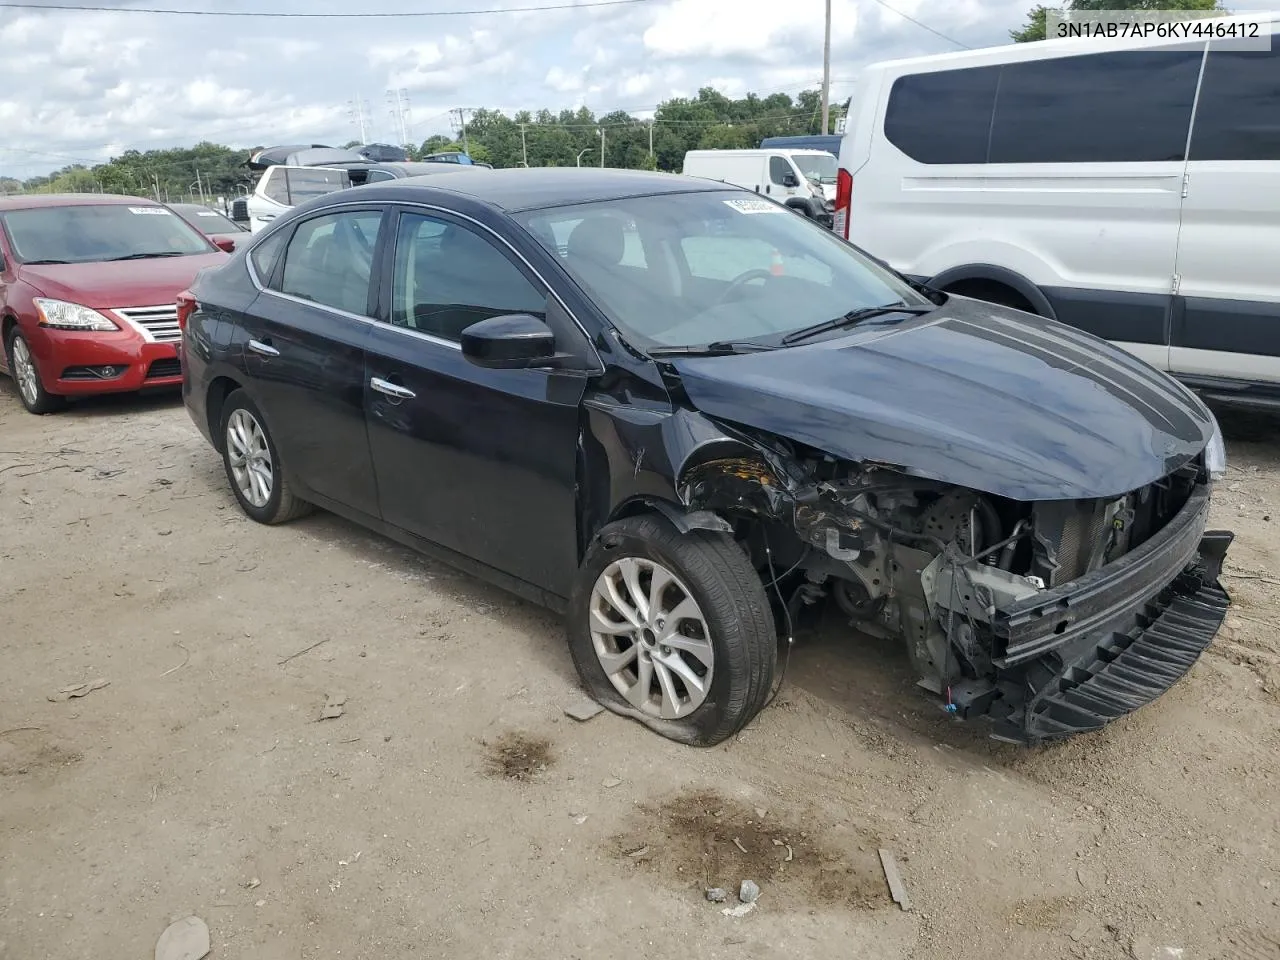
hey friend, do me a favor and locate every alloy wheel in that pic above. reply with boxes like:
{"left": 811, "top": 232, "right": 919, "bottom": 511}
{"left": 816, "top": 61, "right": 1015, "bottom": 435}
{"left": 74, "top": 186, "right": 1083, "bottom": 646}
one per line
{"left": 11, "top": 337, "right": 39, "bottom": 406}
{"left": 226, "top": 408, "right": 273, "bottom": 508}
{"left": 588, "top": 557, "right": 714, "bottom": 720}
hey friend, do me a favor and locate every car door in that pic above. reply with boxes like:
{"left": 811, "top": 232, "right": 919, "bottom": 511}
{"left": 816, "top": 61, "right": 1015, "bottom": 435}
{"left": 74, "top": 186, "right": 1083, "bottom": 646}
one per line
{"left": 1170, "top": 37, "right": 1280, "bottom": 386}
{"left": 363, "top": 208, "right": 589, "bottom": 598}
{"left": 242, "top": 206, "right": 385, "bottom": 518}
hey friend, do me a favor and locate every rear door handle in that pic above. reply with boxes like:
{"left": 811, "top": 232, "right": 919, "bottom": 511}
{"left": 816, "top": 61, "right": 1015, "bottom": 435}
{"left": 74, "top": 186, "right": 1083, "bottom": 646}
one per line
{"left": 370, "top": 377, "right": 416, "bottom": 400}
{"left": 248, "top": 339, "right": 279, "bottom": 357}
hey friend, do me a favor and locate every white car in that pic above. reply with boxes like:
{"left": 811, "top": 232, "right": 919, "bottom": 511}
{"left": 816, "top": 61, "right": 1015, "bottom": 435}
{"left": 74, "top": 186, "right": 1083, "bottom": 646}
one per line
{"left": 246, "top": 165, "right": 350, "bottom": 233}
{"left": 833, "top": 15, "right": 1280, "bottom": 408}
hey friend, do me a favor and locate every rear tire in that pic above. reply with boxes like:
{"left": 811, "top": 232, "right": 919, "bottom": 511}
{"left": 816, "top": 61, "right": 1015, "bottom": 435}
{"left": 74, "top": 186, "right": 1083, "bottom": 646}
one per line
{"left": 219, "top": 389, "right": 312, "bottom": 525}
{"left": 5, "top": 330, "right": 66, "bottom": 414}
{"left": 567, "top": 514, "right": 777, "bottom": 746}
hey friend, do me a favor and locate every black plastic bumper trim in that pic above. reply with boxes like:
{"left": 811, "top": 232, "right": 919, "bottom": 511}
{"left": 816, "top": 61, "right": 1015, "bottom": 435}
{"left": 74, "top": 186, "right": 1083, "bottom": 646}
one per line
{"left": 994, "top": 485, "right": 1211, "bottom": 667}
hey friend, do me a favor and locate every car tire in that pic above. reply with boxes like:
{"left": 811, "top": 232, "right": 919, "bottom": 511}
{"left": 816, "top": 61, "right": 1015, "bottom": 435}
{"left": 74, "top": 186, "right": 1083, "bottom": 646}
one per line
{"left": 567, "top": 514, "right": 777, "bottom": 746}
{"left": 219, "top": 389, "right": 311, "bottom": 525}
{"left": 5, "top": 330, "right": 66, "bottom": 415}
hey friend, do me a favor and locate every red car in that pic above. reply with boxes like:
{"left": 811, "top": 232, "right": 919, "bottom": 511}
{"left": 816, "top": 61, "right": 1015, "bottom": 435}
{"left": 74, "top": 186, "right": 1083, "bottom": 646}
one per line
{"left": 0, "top": 194, "right": 227, "bottom": 413}
{"left": 167, "top": 202, "right": 251, "bottom": 253}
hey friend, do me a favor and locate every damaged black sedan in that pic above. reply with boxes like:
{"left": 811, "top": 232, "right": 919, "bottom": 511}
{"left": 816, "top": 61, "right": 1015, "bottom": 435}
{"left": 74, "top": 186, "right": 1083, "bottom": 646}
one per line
{"left": 181, "top": 168, "right": 1233, "bottom": 747}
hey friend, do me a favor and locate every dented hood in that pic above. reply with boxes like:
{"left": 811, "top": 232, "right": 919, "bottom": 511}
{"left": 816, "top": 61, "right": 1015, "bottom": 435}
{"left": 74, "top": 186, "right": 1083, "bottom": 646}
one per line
{"left": 670, "top": 299, "right": 1213, "bottom": 502}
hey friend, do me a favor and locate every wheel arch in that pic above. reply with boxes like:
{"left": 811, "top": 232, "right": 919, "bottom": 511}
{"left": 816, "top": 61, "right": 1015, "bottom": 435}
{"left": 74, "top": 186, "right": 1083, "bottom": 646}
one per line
{"left": 205, "top": 374, "right": 245, "bottom": 452}
{"left": 929, "top": 264, "right": 1057, "bottom": 320}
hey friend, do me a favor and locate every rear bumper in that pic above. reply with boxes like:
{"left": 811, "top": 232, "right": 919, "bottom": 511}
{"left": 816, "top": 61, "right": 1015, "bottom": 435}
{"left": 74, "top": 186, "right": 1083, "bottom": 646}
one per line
{"left": 979, "top": 484, "right": 1231, "bottom": 742}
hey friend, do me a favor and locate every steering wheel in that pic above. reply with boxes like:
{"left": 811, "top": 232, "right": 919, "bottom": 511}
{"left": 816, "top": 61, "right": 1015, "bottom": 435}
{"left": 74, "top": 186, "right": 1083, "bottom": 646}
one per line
{"left": 713, "top": 268, "right": 776, "bottom": 307}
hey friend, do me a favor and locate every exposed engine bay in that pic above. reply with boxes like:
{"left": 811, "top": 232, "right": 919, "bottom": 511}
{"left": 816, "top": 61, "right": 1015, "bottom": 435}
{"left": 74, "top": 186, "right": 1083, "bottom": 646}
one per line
{"left": 678, "top": 430, "right": 1231, "bottom": 742}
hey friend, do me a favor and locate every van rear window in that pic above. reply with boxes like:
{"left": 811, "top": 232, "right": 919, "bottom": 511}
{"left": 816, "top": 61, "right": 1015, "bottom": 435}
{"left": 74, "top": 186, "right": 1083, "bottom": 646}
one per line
{"left": 884, "top": 67, "right": 998, "bottom": 165}
{"left": 884, "top": 47, "right": 1201, "bottom": 166}
{"left": 989, "top": 50, "right": 1201, "bottom": 164}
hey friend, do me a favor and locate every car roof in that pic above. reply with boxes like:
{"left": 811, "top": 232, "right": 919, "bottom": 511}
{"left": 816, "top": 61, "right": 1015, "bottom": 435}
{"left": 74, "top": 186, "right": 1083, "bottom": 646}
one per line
{"left": 383, "top": 167, "right": 733, "bottom": 212}
{"left": 0, "top": 193, "right": 158, "bottom": 211}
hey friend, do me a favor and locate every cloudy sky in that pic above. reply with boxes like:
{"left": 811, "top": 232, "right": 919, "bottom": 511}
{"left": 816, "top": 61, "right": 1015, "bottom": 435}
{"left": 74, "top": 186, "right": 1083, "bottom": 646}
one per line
{"left": 0, "top": 0, "right": 1271, "bottom": 178}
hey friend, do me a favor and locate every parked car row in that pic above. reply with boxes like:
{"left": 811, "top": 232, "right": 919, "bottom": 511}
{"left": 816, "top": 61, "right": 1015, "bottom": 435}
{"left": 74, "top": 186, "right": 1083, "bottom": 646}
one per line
{"left": 2, "top": 22, "right": 1255, "bottom": 750}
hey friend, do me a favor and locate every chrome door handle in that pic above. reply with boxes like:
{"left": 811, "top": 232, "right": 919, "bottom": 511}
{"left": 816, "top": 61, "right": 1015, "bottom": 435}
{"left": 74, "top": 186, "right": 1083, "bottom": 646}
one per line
{"left": 248, "top": 339, "right": 279, "bottom": 357}
{"left": 370, "top": 377, "right": 415, "bottom": 400}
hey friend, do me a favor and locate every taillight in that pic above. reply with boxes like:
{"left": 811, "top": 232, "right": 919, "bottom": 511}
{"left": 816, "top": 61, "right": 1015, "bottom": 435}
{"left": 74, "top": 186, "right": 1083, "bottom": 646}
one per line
{"left": 833, "top": 168, "right": 853, "bottom": 239}
{"left": 176, "top": 290, "right": 196, "bottom": 333}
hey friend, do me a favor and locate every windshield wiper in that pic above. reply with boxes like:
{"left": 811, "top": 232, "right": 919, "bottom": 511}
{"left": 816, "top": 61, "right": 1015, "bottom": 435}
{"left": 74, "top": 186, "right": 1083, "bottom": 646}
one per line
{"left": 22, "top": 258, "right": 72, "bottom": 265}
{"left": 649, "top": 340, "right": 777, "bottom": 358}
{"left": 781, "top": 302, "right": 935, "bottom": 346}
{"left": 106, "top": 251, "right": 188, "bottom": 261}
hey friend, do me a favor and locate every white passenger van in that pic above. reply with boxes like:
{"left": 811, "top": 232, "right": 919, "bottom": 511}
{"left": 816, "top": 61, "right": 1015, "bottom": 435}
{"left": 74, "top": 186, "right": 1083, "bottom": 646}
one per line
{"left": 834, "top": 15, "right": 1280, "bottom": 408}
{"left": 683, "top": 148, "right": 836, "bottom": 225}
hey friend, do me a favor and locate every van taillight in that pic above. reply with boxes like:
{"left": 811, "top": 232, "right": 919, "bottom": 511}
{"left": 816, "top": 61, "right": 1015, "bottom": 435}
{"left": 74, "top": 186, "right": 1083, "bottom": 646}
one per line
{"left": 176, "top": 290, "right": 196, "bottom": 332}
{"left": 833, "top": 168, "right": 853, "bottom": 238}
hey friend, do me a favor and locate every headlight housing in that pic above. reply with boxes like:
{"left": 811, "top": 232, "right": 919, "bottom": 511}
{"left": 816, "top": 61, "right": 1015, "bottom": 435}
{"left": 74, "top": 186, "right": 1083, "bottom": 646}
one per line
{"left": 1205, "top": 412, "right": 1227, "bottom": 482}
{"left": 33, "top": 298, "right": 119, "bottom": 332}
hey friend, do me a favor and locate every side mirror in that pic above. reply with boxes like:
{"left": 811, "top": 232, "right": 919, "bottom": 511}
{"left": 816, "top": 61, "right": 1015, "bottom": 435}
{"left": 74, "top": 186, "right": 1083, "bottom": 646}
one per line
{"left": 213, "top": 237, "right": 236, "bottom": 253}
{"left": 782, "top": 172, "right": 799, "bottom": 187}
{"left": 461, "top": 314, "right": 558, "bottom": 369}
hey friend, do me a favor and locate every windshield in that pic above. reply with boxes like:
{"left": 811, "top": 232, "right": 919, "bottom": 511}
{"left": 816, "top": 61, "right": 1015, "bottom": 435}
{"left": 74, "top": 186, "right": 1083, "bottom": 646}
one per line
{"left": 174, "top": 206, "right": 245, "bottom": 234}
{"left": 516, "top": 191, "right": 927, "bottom": 348}
{"left": 791, "top": 153, "right": 837, "bottom": 184}
{"left": 2, "top": 204, "right": 214, "bottom": 264}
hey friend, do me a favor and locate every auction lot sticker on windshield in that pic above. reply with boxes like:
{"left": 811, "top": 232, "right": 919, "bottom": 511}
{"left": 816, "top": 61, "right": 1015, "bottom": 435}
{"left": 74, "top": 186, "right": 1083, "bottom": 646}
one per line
{"left": 724, "top": 198, "right": 785, "bottom": 215}
{"left": 129, "top": 207, "right": 172, "bottom": 215}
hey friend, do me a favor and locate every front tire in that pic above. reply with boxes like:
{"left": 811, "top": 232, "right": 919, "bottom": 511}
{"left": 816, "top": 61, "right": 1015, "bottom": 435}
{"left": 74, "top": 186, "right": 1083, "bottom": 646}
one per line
{"left": 567, "top": 514, "right": 777, "bottom": 746}
{"left": 219, "top": 389, "right": 311, "bottom": 525}
{"left": 5, "top": 331, "right": 66, "bottom": 414}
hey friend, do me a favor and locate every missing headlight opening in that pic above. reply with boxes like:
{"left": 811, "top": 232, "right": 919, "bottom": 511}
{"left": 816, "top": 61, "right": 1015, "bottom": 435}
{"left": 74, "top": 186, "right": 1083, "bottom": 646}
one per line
{"left": 679, "top": 439, "right": 1232, "bottom": 744}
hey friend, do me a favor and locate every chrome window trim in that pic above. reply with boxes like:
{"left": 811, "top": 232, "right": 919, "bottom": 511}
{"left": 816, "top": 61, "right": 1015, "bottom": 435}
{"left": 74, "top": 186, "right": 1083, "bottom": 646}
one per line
{"left": 243, "top": 198, "right": 604, "bottom": 373}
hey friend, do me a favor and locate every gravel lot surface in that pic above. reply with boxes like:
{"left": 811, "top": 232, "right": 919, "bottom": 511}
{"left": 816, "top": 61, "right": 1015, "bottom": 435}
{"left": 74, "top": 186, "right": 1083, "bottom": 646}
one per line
{"left": 1, "top": 386, "right": 1277, "bottom": 960}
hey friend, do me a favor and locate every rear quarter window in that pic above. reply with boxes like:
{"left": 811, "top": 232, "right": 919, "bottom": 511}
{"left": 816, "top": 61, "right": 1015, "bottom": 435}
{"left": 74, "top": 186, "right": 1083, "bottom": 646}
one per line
{"left": 249, "top": 230, "right": 288, "bottom": 286}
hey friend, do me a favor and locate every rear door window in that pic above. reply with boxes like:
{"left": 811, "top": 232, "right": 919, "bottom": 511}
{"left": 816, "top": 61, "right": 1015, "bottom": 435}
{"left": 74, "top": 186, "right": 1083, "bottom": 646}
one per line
{"left": 1190, "top": 45, "right": 1280, "bottom": 160}
{"left": 278, "top": 209, "right": 383, "bottom": 315}
{"left": 884, "top": 65, "right": 999, "bottom": 164}
{"left": 988, "top": 49, "right": 1202, "bottom": 163}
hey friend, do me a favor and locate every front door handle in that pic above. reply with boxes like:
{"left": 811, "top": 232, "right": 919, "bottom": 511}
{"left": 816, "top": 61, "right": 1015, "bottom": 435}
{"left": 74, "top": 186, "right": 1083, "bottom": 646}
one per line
{"left": 248, "top": 338, "right": 279, "bottom": 357}
{"left": 370, "top": 377, "right": 416, "bottom": 400}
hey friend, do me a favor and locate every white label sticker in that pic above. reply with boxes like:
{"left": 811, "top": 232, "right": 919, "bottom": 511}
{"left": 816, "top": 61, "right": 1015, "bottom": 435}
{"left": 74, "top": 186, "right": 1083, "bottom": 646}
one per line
{"left": 195, "top": 211, "right": 220, "bottom": 217}
{"left": 129, "top": 206, "right": 172, "bottom": 215}
{"left": 723, "top": 198, "right": 785, "bottom": 215}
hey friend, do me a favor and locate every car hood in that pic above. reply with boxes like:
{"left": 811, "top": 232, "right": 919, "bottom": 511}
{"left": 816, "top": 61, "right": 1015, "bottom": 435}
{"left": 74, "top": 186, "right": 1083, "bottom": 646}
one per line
{"left": 19, "top": 253, "right": 228, "bottom": 308}
{"left": 669, "top": 298, "right": 1213, "bottom": 501}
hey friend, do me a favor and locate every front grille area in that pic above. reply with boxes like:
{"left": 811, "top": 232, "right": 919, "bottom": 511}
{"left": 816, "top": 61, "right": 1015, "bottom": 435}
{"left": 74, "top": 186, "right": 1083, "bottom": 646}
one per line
{"left": 115, "top": 305, "right": 181, "bottom": 343}
{"left": 1031, "top": 462, "right": 1203, "bottom": 587}
{"left": 146, "top": 358, "right": 182, "bottom": 379}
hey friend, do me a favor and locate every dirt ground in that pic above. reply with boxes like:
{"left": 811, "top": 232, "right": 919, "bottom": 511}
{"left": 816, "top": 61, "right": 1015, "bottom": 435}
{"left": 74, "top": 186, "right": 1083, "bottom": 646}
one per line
{"left": 1, "top": 385, "right": 1278, "bottom": 960}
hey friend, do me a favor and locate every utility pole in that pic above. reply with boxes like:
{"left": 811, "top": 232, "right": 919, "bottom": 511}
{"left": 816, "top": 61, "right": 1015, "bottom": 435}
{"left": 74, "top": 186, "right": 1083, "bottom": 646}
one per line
{"left": 453, "top": 108, "right": 470, "bottom": 155}
{"left": 520, "top": 123, "right": 528, "bottom": 166}
{"left": 821, "top": 0, "right": 832, "bottom": 135}
{"left": 387, "top": 88, "right": 411, "bottom": 146}
{"left": 599, "top": 127, "right": 605, "bottom": 168}
{"left": 648, "top": 120, "right": 654, "bottom": 161}
{"left": 348, "top": 98, "right": 370, "bottom": 143}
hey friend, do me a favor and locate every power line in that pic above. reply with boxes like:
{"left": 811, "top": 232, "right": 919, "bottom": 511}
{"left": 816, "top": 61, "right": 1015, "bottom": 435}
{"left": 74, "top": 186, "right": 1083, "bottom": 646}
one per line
{"left": 868, "top": 0, "right": 970, "bottom": 49}
{"left": 0, "top": 0, "right": 653, "bottom": 15}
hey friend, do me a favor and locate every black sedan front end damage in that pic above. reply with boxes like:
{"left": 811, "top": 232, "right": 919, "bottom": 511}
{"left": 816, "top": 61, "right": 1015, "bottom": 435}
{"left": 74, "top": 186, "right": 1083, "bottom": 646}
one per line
{"left": 673, "top": 426, "right": 1231, "bottom": 744}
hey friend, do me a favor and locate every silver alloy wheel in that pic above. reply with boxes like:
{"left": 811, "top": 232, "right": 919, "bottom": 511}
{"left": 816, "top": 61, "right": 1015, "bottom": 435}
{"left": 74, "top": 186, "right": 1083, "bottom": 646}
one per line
{"left": 226, "top": 408, "right": 273, "bottom": 508}
{"left": 11, "top": 337, "right": 39, "bottom": 406}
{"left": 588, "top": 557, "right": 714, "bottom": 720}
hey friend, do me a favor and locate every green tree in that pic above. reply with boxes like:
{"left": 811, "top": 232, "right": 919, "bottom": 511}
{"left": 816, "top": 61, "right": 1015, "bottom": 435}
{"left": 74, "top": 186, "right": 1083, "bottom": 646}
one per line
{"left": 1013, "top": 0, "right": 1227, "bottom": 41}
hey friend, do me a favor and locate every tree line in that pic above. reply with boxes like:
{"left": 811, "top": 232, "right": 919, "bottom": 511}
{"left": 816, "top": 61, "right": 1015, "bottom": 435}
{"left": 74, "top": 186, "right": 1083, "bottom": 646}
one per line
{"left": 2, "top": 86, "right": 844, "bottom": 203}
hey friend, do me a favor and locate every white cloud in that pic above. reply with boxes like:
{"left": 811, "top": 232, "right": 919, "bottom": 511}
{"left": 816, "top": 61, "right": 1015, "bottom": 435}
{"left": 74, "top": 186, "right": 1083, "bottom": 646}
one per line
{"left": 5, "top": 0, "right": 1267, "bottom": 180}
